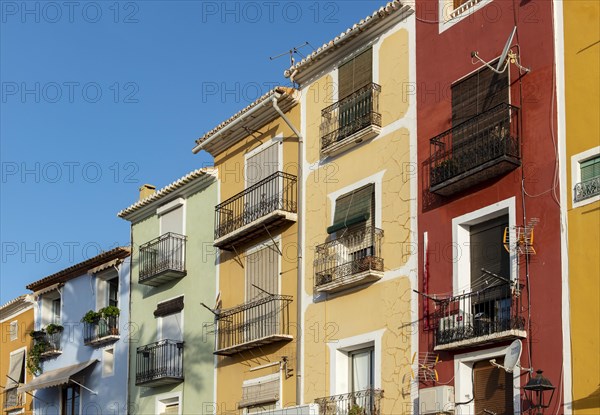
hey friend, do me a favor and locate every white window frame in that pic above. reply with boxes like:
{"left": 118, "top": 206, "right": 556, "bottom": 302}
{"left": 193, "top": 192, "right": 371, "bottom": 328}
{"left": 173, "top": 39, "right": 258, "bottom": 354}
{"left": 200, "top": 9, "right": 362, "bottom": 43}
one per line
{"left": 438, "top": 0, "right": 494, "bottom": 33}
{"left": 158, "top": 197, "right": 186, "bottom": 236}
{"left": 452, "top": 197, "right": 517, "bottom": 295}
{"left": 454, "top": 346, "right": 521, "bottom": 414}
{"left": 9, "top": 320, "right": 18, "bottom": 341}
{"left": 102, "top": 347, "right": 115, "bottom": 377}
{"left": 95, "top": 270, "right": 119, "bottom": 311}
{"left": 244, "top": 134, "right": 284, "bottom": 189}
{"left": 155, "top": 391, "right": 182, "bottom": 415}
{"left": 328, "top": 329, "right": 384, "bottom": 395}
{"left": 571, "top": 146, "right": 600, "bottom": 208}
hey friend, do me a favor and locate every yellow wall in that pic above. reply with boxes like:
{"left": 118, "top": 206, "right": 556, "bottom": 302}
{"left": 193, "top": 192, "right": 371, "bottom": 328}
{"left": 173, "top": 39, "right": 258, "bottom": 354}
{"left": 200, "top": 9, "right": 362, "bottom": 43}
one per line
{"left": 0, "top": 305, "right": 34, "bottom": 415}
{"left": 564, "top": 0, "right": 600, "bottom": 412}
{"left": 302, "top": 27, "right": 415, "bottom": 412}
{"left": 213, "top": 105, "right": 301, "bottom": 413}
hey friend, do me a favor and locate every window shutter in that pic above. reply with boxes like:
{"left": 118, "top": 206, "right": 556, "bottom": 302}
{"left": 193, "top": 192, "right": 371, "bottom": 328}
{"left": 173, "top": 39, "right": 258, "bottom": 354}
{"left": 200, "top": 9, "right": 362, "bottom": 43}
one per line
{"left": 239, "top": 375, "right": 280, "bottom": 408}
{"left": 581, "top": 156, "right": 600, "bottom": 181}
{"left": 246, "top": 143, "right": 279, "bottom": 187}
{"left": 470, "top": 216, "right": 510, "bottom": 287}
{"left": 161, "top": 403, "right": 179, "bottom": 415}
{"left": 246, "top": 244, "right": 279, "bottom": 300}
{"left": 154, "top": 296, "right": 184, "bottom": 317}
{"left": 338, "top": 49, "right": 373, "bottom": 99}
{"left": 327, "top": 184, "right": 374, "bottom": 234}
{"left": 452, "top": 65, "right": 509, "bottom": 127}
{"left": 474, "top": 359, "right": 514, "bottom": 415}
{"left": 160, "top": 206, "right": 184, "bottom": 235}
{"left": 6, "top": 350, "right": 25, "bottom": 388}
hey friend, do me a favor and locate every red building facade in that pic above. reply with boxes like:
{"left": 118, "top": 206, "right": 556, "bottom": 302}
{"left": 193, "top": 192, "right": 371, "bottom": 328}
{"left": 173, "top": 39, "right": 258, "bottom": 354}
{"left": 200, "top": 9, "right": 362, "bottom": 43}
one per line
{"left": 415, "top": 1, "right": 565, "bottom": 413}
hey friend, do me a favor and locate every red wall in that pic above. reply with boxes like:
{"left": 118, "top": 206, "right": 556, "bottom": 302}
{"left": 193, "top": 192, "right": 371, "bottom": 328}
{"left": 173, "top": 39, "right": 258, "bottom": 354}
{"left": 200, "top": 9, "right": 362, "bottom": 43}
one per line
{"left": 416, "top": 0, "right": 564, "bottom": 412}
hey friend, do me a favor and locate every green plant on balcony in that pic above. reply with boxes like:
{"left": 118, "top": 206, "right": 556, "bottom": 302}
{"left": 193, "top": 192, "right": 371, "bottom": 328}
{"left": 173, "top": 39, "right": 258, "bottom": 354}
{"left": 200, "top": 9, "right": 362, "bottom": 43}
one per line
{"left": 81, "top": 310, "right": 102, "bottom": 325}
{"left": 100, "top": 305, "right": 120, "bottom": 318}
{"left": 27, "top": 330, "right": 49, "bottom": 375}
{"left": 45, "top": 323, "right": 64, "bottom": 335}
{"left": 348, "top": 404, "right": 366, "bottom": 415}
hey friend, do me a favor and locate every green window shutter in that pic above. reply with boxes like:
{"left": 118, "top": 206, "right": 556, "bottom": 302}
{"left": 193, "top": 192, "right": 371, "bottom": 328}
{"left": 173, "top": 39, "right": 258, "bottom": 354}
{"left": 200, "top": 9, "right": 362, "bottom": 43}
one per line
{"left": 327, "top": 184, "right": 374, "bottom": 234}
{"left": 581, "top": 156, "right": 600, "bottom": 181}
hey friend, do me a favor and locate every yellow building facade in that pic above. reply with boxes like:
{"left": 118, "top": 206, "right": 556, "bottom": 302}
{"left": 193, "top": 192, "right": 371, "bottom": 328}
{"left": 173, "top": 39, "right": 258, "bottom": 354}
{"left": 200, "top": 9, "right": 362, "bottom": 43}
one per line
{"left": 1, "top": 295, "right": 34, "bottom": 415}
{"left": 286, "top": 3, "right": 418, "bottom": 413}
{"left": 193, "top": 88, "right": 302, "bottom": 413}
{"left": 562, "top": 0, "right": 600, "bottom": 412}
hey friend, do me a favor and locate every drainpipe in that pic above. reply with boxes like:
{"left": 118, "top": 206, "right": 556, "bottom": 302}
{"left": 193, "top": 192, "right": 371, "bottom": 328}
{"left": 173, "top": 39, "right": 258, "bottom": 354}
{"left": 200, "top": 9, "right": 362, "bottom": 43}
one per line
{"left": 271, "top": 93, "right": 304, "bottom": 406}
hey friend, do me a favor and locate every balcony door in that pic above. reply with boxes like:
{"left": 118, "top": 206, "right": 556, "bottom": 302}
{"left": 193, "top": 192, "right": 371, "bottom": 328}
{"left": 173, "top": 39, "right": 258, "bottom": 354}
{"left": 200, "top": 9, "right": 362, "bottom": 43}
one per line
{"left": 350, "top": 348, "right": 375, "bottom": 415}
{"left": 338, "top": 48, "right": 373, "bottom": 140}
{"left": 245, "top": 140, "right": 281, "bottom": 224}
{"left": 158, "top": 204, "right": 185, "bottom": 271}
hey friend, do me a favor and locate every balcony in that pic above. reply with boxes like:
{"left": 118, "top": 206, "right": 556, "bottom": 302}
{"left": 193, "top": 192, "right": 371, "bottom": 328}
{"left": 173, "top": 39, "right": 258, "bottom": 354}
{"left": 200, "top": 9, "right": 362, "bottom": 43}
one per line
{"left": 321, "top": 83, "right": 382, "bottom": 156}
{"left": 429, "top": 103, "right": 521, "bottom": 196}
{"left": 435, "top": 282, "right": 526, "bottom": 351}
{"left": 139, "top": 232, "right": 187, "bottom": 286}
{"left": 315, "top": 389, "right": 384, "bottom": 415}
{"left": 314, "top": 227, "right": 384, "bottom": 294}
{"left": 214, "top": 172, "right": 297, "bottom": 250}
{"left": 214, "top": 294, "right": 293, "bottom": 356}
{"left": 3, "top": 388, "right": 22, "bottom": 410}
{"left": 136, "top": 339, "right": 184, "bottom": 386}
{"left": 32, "top": 331, "right": 62, "bottom": 358}
{"left": 574, "top": 176, "right": 600, "bottom": 203}
{"left": 84, "top": 316, "right": 119, "bottom": 346}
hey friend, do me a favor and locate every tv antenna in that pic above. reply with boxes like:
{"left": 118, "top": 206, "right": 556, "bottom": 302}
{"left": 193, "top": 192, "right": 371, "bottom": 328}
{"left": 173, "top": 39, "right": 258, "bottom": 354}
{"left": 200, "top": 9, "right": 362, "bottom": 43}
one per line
{"left": 269, "top": 41, "right": 313, "bottom": 67}
{"left": 490, "top": 339, "right": 533, "bottom": 373}
{"left": 471, "top": 26, "right": 530, "bottom": 74}
{"left": 503, "top": 218, "right": 539, "bottom": 255}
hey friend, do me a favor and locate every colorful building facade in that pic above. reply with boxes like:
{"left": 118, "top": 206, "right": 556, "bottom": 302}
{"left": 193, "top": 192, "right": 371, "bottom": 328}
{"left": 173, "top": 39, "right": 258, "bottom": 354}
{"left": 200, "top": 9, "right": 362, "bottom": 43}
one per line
{"left": 193, "top": 88, "right": 301, "bottom": 413}
{"left": 118, "top": 168, "right": 217, "bottom": 415}
{"left": 283, "top": 2, "right": 419, "bottom": 413}
{"left": 415, "top": 0, "right": 567, "bottom": 413}
{"left": 560, "top": 0, "right": 600, "bottom": 412}
{"left": 21, "top": 247, "right": 131, "bottom": 415}
{"left": 1, "top": 295, "right": 34, "bottom": 415}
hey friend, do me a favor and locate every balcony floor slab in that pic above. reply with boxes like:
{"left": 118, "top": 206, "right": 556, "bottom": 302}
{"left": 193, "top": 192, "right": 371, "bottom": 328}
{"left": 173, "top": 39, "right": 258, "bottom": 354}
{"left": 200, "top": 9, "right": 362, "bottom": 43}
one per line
{"left": 434, "top": 329, "right": 527, "bottom": 351}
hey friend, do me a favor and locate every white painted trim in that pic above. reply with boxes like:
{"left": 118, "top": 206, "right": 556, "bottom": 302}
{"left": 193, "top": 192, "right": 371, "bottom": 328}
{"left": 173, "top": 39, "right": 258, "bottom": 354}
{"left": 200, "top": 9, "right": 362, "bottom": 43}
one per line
{"left": 438, "top": 0, "right": 494, "bottom": 33}
{"left": 451, "top": 197, "right": 516, "bottom": 295}
{"left": 327, "top": 171, "right": 386, "bottom": 230}
{"left": 554, "top": 1, "right": 572, "bottom": 412}
{"left": 570, "top": 146, "right": 600, "bottom": 208}
{"left": 157, "top": 198, "right": 185, "bottom": 216}
{"left": 327, "top": 329, "right": 385, "bottom": 395}
{"left": 454, "top": 346, "right": 521, "bottom": 414}
{"left": 154, "top": 391, "right": 183, "bottom": 415}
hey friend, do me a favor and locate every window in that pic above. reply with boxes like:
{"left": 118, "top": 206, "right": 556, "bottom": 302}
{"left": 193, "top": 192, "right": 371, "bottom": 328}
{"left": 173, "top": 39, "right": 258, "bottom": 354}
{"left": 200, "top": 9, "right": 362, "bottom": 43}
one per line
{"left": 350, "top": 348, "right": 374, "bottom": 393}
{"left": 452, "top": 64, "right": 509, "bottom": 127}
{"left": 4, "top": 349, "right": 25, "bottom": 408}
{"left": 61, "top": 384, "right": 80, "bottom": 415}
{"left": 155, "top": 393, "right": 182, "bottom": 415}
{"left": 338, "top": 48, "right": 373, "bottom": 100}
{"left": 156, "top": 298, "right": 184, "bottom": 342}
{"left": 239, "top": 373, "right": 280, "bottom": 411}
{"left": 246, "top": 243, "right": 280, "bottom": 301}
{"left": 245, "top": 141, "right": 280, "bottom": 188}
{"left": 571, "top": 147, "right": 600, "bottom": 207}
{"left": 9, "top": 320, "right": 18, "bottom": 341}
{"left": 52, "top": 298, "right": 61, "bottom": 325}
{"left": 159, "top": 203, "right": 184, "bottom": 236}
{"left": 580, "top": 156, "right": 600, "bottom": 181}
{"left": 470, "top": 215, "right": 510, "bottom": 287}
{"left": 473, "top": 359, "right": 514, "bottom": 415}
{"left": 108, "top": 278, "right": 119, "bottom": 308}
{"left": 328, "top": 184, "right": 375, "bottom": 235}
{"left": 102, "top": 348, "right": 114, "bottom": 377}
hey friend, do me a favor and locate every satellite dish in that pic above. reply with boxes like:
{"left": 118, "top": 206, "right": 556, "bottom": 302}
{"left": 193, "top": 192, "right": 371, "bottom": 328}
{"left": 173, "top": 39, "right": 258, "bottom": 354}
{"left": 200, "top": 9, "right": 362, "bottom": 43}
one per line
{"left": 496, "top": 26, "right": 517, "bottom": 72}
{"left": 504, "top": 339, "right": 522, "bottom": 373}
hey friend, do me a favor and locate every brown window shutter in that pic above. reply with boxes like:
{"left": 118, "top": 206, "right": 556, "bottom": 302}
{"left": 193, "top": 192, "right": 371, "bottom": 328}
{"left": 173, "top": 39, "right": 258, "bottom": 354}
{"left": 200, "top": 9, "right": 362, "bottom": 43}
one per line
{"left": 338, "top": 48, "right": 373, "bottom": 99}
{"left": 154, "top": 296, "right": 184, "bottom": 317}
{"left": 470, "top": 215, "right": 510, "bottom": 284}
{"left": 474, "top": 359, "right": 514, "bottom": 415}
{"left": 452, "top": 65, "right": 509, "bottom": 127}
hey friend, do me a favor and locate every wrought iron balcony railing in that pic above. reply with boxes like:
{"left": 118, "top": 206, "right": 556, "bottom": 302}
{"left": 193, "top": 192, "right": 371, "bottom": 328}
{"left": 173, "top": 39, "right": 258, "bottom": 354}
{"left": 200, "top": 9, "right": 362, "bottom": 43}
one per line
{"left": 214, "top": 171, "right": 297, "bottom": 248}
{"left": 429, "top": 103, "right": 521, "bottom": 196}
{"left": 3, "top": 388, "right": 22, "bottom": 409}
{"left": 314, "top": 227, "right": 384, "bottom": 293}
{"left": 321, "top": 83, "right": 382, "bottom": 154}
{"left": 214, "top": 294, "right": 293, "bottom": 356}
{"left": 574, "top": 177, "right": 600, "bottom": 203}
{"left": 84, "top": 316, "right": 119, "bottom": 346}
{"left": 139, "top": 232, "right": 187, "bottom": 286}
{"left": 435, "top": 282, "right": 525, "bottom": 350}
{"left": 136, "top": 339, "right": 184, "bottom": 386}
{"left": 32, "top": 331, "right": 62, "bottom": 358}
{"left": 315, "top": 389, "right": 384, "bottom": 415}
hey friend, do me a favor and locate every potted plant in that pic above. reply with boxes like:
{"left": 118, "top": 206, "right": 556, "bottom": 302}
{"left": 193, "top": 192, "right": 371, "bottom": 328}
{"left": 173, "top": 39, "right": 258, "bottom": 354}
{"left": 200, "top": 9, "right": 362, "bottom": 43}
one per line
{"left": 348, "top": 404, "right": 366, "bottom": 415}
{"left": 29, "top": 329, "right": 46, "bottom": 339}
{"left": 81, "top": 310, "right": 101, "bottom": 325}
{"left": 45, "top": 323, "right": 64, "bottom": 335}
{"left": 100, "top": 306, "right": 120, "bottom": 335}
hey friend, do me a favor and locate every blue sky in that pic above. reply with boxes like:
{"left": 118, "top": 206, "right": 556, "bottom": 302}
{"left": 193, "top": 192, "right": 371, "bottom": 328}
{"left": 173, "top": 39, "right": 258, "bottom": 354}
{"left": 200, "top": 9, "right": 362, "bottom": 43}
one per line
{"left": 0, "top": 1, "right": 383, "bottom": 303}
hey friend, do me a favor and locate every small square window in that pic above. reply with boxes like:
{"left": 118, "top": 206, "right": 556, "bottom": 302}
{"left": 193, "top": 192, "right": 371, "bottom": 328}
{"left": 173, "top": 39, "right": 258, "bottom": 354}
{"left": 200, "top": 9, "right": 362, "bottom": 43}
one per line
{"left": 9, "top": 321, "right": 18, "bottom": 341}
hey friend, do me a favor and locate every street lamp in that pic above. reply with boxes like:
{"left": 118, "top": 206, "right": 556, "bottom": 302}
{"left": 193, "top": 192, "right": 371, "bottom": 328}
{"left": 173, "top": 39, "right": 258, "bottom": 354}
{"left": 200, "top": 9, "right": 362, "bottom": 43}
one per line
{"left": 524, "top": 370, "right": 556, "bottom": 414}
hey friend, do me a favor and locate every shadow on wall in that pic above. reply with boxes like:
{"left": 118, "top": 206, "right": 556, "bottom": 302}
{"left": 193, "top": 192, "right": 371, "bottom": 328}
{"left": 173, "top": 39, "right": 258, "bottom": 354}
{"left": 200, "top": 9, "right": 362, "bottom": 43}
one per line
{"left": 570, "top": 386, "right": 600, "bottom": 411}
